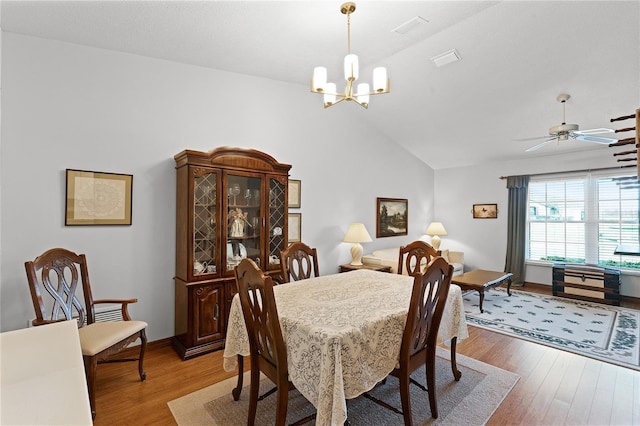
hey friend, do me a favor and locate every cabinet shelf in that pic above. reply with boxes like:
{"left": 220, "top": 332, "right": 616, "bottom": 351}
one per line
{"left": 228, "top": 204, "right": 259, "bottom": 209}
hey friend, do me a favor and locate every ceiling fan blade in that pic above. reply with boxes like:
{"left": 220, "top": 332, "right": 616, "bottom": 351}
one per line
{"left": 526, "top": 138, "right": 556, "bottom": 152}
{"left": 514, "top": 135, "right": 552, "bottom": 142}
{"left": 573, "top": 134, "right": 618, "bottom": 144}
{"left": 573, "top": 128, "right": 614, "bottom": 135}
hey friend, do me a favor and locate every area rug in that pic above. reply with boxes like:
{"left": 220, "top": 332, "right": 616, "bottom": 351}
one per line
{"left": 463, "top": 288, "right": 640, "bottom": 371}
{"left": 168, "top": 347, "right": 519, "bottom": 425}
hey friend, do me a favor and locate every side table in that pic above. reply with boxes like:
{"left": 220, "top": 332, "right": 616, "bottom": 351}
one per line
{"left": 339, "top": 263, "right": 392, "bottom": 273}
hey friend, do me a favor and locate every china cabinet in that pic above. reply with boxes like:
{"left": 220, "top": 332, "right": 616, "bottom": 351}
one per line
{"left": 172, "top": 147, "right": 290, "bottom": 359}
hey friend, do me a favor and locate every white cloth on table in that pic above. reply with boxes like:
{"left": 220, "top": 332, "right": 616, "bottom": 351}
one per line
{"left": 223, "top": 269, "right": 468, "bottom": 426}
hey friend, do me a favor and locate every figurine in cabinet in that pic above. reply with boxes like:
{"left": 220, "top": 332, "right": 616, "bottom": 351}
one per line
{"left": 229, "top": 208, "right": 250, "bottom": 237}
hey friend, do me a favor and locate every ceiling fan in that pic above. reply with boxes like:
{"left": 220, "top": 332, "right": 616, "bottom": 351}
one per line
{"left": 515, "top": 93, "right": 617, "bottom": 152}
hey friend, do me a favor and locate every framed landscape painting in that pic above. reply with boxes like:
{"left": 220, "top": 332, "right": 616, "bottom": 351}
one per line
{"left": 376, "top": 198, "right": 408, "bottom": 238}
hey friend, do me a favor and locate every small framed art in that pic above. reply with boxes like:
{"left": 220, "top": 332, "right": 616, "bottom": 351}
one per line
{"left": 65, "top": 169, "right": 133, "bottom": 225}
{"left": 288, "top": 213, "right": 301, "bottom": 243}
{"left": 472, "top": 203, "right": 498, "bottom": 219}
{"left": 376, "top": 197, "right": 408, "bottom": 238}
{"left": 288, "top": 179, "right": 301, "bottom": 208}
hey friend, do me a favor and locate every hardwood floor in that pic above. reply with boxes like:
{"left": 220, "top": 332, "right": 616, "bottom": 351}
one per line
{"left": 93, "top": 285, "right": 640, "bottom": 426}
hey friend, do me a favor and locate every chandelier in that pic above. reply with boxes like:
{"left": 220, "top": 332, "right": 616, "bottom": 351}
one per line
{"left": 311, "top": 2, "right": 390, "bottom": 109}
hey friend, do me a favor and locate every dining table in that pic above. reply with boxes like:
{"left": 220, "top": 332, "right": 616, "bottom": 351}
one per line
{"left": 223, "top": 268, "right": 469, "bottom": 426}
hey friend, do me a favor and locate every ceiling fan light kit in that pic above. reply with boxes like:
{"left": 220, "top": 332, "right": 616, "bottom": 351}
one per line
{"left": 310, "top": 2, "right": 390, "bottom": 109}
{"left": 518, "top": 93, "right": 617, "bottom": 152}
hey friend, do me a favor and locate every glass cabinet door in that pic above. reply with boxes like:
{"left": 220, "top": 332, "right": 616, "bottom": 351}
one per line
{"left": 267, "top": 177, "right": 287, "bottom": 271}
{"left": 193, "top": 170, "right": 218, "bottom": 277}
{"left": 226, "top": 174, "right": 263, "bottom": 272}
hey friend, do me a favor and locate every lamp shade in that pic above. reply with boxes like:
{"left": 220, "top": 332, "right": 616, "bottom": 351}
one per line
{"left": 425, "top": 222, "right": 448, "bottom": 236}
{"left": 344, "top": 223, "right": 372, "bottom": 266}
{"left": 343, "top": 223, "right": 372, "bottom": 243}
{"left": 425, "top": 222, "right": 447, "bottom": 251}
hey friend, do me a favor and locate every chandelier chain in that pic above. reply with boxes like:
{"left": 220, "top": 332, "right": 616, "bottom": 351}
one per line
{"left": 347, "top": 12, "right": 351, "bottom": 54}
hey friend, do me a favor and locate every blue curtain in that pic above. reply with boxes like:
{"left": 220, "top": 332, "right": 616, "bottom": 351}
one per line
{"left": 504, "top": 175, "right": 530, "bottom": 285}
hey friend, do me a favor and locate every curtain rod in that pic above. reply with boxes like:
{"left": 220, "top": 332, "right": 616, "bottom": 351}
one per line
{"left": 499, "top": 164, "right": 635, "bottom": 180}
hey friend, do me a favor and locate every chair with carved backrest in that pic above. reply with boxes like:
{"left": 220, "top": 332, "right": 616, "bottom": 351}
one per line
{"left": 365, "top": 256, "right": 453, "bottom": 424}
{"left": 383, "top": 257, "right": 455, "bottom": 424}
{"left": 235, "top": 258, "right": 315, "bottom": 426}
{"left": 279, "top": 241, "right": 320, "bottom": 283}
{"left": 24, "top": 247, "right": 147, "bottom": 419}
{"left": 397, "top": 240, "right": 441, "bottom": 276}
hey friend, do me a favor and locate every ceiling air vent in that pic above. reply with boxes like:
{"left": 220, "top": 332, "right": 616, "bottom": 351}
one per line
{"left": 431, "top": 48, "right": 461, "bottom": 67}
{"left": 392, "top": 16, "right": 429, "bottom": 35}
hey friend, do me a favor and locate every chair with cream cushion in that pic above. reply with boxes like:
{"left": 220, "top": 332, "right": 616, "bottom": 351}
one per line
{"left": 24, "top": 247, "right": 147, "bottom": 419}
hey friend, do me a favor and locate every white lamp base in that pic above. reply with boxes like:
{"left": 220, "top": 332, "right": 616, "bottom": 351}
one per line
{"left": 431, "top": 235, "right": 442, "bottom": 251}
{"left": 350, "top": 243, "right": 364, "bottom": 266}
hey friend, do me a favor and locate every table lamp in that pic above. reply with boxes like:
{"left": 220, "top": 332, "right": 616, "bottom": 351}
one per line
{"left": 425, "top": 222, "right": 447, "bottom": 250}
{"left": 343, "top": 223, "right": 372, "bottom": 265}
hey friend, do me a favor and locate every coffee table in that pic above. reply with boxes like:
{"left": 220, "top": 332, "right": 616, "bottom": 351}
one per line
{"left": 452, "top": 269, "right": 513, "bottom": 313}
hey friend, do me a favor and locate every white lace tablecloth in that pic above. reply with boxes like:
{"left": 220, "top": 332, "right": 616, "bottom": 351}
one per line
{"left": 223, "top": 269, "right": 468, "bottom": 426}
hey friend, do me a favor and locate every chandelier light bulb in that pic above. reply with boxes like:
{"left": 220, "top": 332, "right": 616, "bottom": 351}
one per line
{"left": 373, "top": 67, "right": 388, "bottom": 92}
{"left": 356, "top": 83, "right": 370, "bottom": 105}
{"left": 344, "top": 54, "right": 359, "bottom": 81}
{"left": 324, "top": 82, "right": 337, "bottom": 106}
{"left": 312, "top": 67, "right": 327, "bottom": 92}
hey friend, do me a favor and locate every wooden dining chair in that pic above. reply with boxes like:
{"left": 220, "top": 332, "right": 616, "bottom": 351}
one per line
{"left": 398, "top": 256, "right": 453, "bottom": 422}
{"left": 235, "top": 258, "right": 314, "bottom": 426}
{"left": 397, "top": 240, "right": 441, "bottom": 276}
{"left": 365, "top": 256, "right": 453, "bottom": 424}
{"left": 24, "top": 247, "right": 147, "bottom": 419}
{"left": 279, "top": 241, "right": 320, "bottom": 283}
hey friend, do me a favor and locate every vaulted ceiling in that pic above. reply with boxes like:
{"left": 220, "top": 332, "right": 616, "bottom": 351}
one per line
{"left": 2, "top": 1, "right": 638, "bottom": 170}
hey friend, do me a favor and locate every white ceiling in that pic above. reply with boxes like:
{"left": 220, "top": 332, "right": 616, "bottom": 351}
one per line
{"left": 2, "top": 0, "right": 639, "bottom": 170}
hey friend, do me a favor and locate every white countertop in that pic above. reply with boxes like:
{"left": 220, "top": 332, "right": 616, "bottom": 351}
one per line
{"left": 1, "top": 320, "right": 92, "bottom": 425}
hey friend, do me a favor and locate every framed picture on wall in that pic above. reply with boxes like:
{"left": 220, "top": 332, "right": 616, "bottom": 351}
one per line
{"left": 288, "top": 179, "right": 301, "bottom": 208}
{"left": 288, "top": 213, "right": 301, "bottom": 243}
{"left": 376, "top": 197, "right": 408, "bottom": 237}
{"left": 472, "top": 203, "right": 498, "bottom": 219}
{"left": 65, "top": 169, "right": 133, "bottom": 225}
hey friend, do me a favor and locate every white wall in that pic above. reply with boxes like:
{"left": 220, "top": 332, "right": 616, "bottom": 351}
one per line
{"left": 0, "top": 33, "right": 435, "bottom": 339}
{"left": 435, "top": 149, "right": 640, "bottom": 298}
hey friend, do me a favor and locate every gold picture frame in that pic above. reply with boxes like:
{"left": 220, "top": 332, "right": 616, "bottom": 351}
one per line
{"left": 65, "top": 169, "right": 133, "bottom": 225}
{"left": 288, "top": 179, "right": 301, "bottom": 208}
{"left": 288, "top": 213, "right": 301, "bottom": 243}
{"left": 472, "top": 203, "right": 498, "bottom": 219}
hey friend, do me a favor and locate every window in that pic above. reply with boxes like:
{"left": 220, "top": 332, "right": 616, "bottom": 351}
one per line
{"left": 527, "top": 171, "right": 640, "bottom": 270}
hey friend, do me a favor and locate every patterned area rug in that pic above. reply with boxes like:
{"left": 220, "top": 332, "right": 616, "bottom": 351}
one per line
{"left": 463, "top": 288, "right": 640, "bottom": 371}
{"left": 168, "top": 347, "right": 519, "bottom": 425}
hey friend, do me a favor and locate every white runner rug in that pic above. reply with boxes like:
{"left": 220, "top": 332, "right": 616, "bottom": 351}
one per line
{"left": 463, "top": 288, "right": 640, "bottom": 371}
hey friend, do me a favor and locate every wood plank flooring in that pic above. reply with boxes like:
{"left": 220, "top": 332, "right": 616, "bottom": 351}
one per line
{"left": 93, "top": 285, "right": 640, "bottom": 426}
